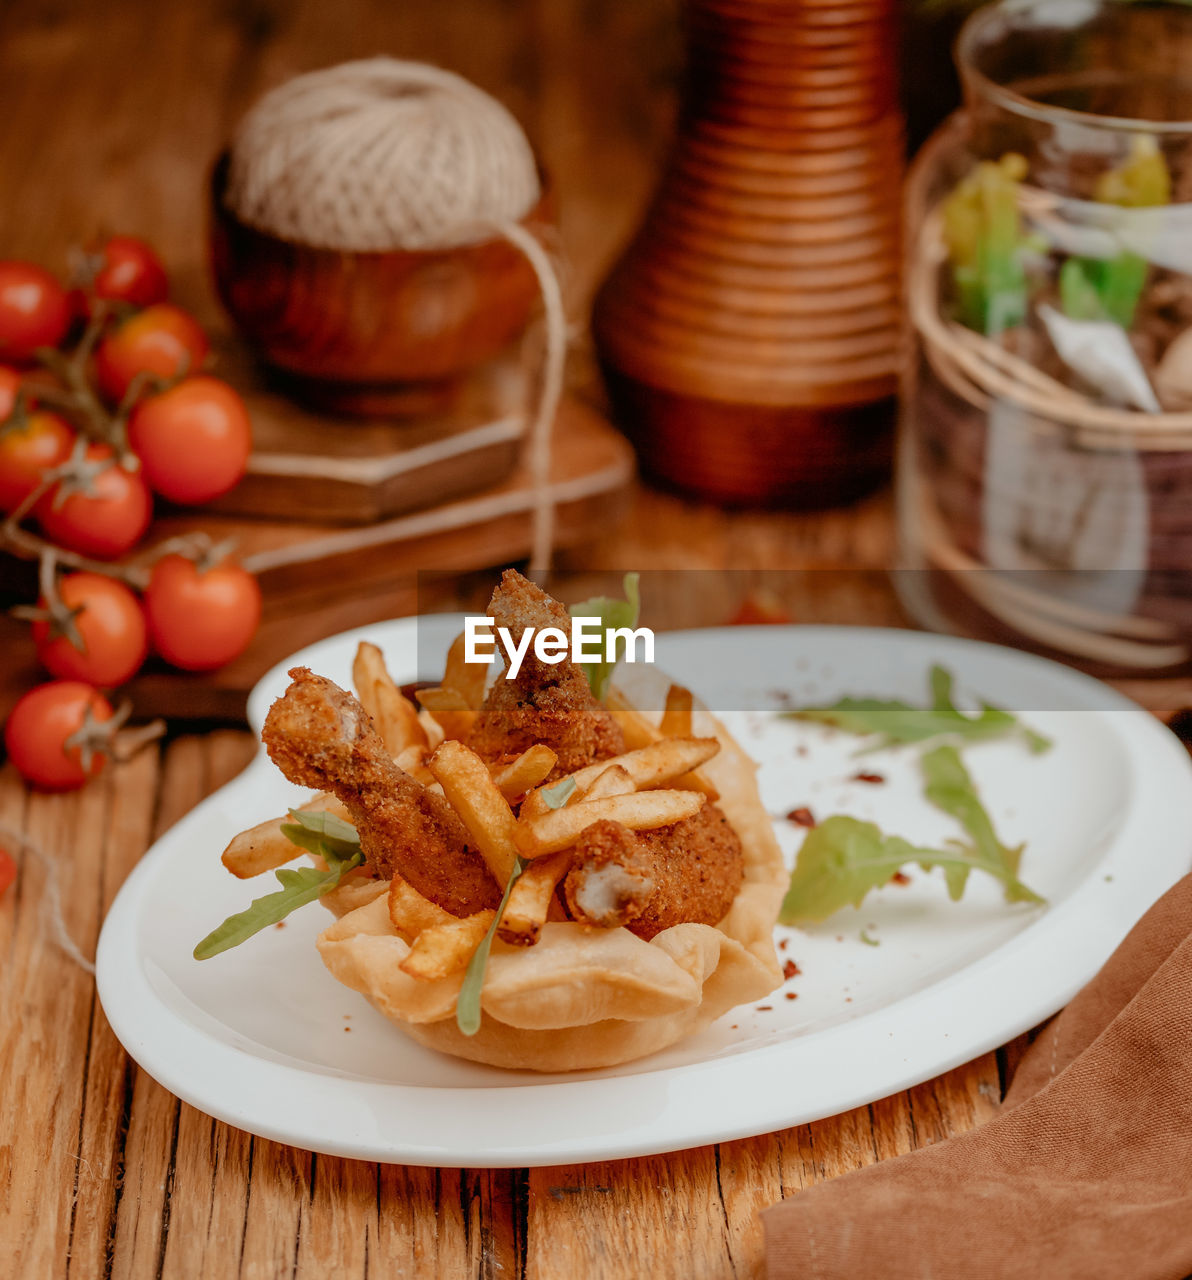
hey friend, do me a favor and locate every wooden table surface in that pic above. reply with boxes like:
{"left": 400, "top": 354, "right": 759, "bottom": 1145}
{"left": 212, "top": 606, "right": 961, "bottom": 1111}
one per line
{"left": 1, "top": 2, "right": 1189, "bottom": 1277}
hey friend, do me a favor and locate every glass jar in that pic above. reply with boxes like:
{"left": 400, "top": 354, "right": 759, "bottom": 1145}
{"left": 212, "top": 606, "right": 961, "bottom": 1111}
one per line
{"left": 898, "top": 0, "right": 1192, "bottom": 674}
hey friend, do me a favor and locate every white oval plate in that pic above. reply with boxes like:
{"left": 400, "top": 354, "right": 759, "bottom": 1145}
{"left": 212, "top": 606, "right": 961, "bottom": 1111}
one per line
{"left": 97, "top": 621, "right": 1192, "bottom": 1167}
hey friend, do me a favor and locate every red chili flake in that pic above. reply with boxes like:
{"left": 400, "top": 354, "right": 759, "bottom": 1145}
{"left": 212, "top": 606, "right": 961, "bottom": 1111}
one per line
{"left": 274, "top": 921, "right": 286, "bottom": 929}
{"left": 851, "top": 771, "right": 886, "bottom": 785}
{"left": 786, "top": 806, "right": 816, "bottom": 828}
{"left": 785, "top": 992, "right": 799, "bottom": 1001}
{"left": 778, "top": 938, "right": 789, "bottom": 952}
{"left": 344, "top": 1026, "right": 351, "bottom": 1032}
{"left": 782, "top": 959, "right": 801, "bottom": 980}
{"left": 756, "top": 1005, "right": 773, "bottom": 1012}
{"left": 890, "top": 870, "right": 912, "bottom": 886}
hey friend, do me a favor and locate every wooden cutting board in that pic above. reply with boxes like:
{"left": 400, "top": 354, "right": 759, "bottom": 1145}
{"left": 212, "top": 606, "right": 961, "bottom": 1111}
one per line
{"left": 0, "top": 395, "right": 635, "bottom": 723}
{"left": 204, "top": 341, "right": 529, "bottom": 524}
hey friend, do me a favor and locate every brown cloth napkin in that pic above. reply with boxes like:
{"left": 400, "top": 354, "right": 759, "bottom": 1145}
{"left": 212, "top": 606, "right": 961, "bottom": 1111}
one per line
{"left": 763, "top": 872, "right": 1192, "bottom": 1280}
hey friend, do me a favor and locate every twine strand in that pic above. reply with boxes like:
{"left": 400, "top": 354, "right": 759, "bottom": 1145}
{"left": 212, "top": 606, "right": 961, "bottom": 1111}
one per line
{"left": 499, "top": 221, "right": 565, "bottom": 573}
{"left": 0, "top": 818, "right": 96, "bottom": 976}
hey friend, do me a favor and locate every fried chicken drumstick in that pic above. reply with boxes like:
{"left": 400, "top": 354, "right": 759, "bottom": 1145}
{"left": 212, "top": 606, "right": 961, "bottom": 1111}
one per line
{"left": 467, "top": 570, "right": 625, "bottom": 777}
{"left": 263, "top": 667, "right": 501, "bottom": 917}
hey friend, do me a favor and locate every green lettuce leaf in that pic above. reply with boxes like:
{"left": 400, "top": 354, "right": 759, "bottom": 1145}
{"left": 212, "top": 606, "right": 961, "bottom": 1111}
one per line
{"left": 194, "top": 810, "right": 364, "bottom": 959}
{"left": 782, "top": 664, "right": 1051, "bottom": 754}
{"left": 455, "top": 857, "right": 527, "bottom": 1036}
{"left": 568, "top": 572, "right": 641, "bottom": 701}
{"left": 778, "top": 814, "right": 1044, "bottom": 926}
{"left": 921, "top": 745, "right": 1043, "bottom": 905}
{"left": 541, "top": 777, "right": 576, "bottom": 809}
{"left": 278, "top": 806, "right": 363, "bottom": 862}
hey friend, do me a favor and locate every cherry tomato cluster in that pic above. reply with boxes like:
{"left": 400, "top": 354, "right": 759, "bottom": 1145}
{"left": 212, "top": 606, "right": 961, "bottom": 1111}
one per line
{"left": 0, "top": 238, "right": 262, "bottom": 791}
{"left": 0, "top": 242, "right": 252, "bottom": 542}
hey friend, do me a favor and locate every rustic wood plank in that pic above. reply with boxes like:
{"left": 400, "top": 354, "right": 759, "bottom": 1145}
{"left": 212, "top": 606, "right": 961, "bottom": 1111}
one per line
{"left": 374, "top": 1165, "right": 472, "bottom": 1276}
{"left": 154, "top": 733, "right": 258, "bottom": 1280}
{"left": 67, "top": 747, "right": 161, "bottom": 1280}
{"left": 237, "top": 1139, "right": 309, "bottom": 1280}
{"left": 525, "top": 1052, "right": 1002, "bottom": 1280}
{"left": 526, "top": 1152, "right": 734, "bottom": 1280}
{"left": 0, "top": 760, "right": 113, "bottom": 1276}
{"left": 108, "top": 737, "right": 209, "bottom": 1280}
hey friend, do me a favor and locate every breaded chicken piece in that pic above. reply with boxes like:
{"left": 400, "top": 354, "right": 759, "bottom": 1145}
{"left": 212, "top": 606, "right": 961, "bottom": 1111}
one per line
{"left": 562, "top": 820, "right": 655, "bottom": 929}
{"left": 467, "top": 570, "right": 625, "bottom": 776}
{"left": 563, "top": 803, "right": 744, "bottom": 940}
{"left": 263, "top": 667, "right": 500, "bottom": 917}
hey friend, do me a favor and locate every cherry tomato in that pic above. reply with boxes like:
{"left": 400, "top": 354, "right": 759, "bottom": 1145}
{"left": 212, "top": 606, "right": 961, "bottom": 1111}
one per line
{"left": 0, "top": 261, "right": 72, "bottom": 364}
{"left": 0, "top": 848, "right": 15, "bottom": 896}
{"left": 728, "top": 592, "right": 793, "bottom": 626}
{"left": 0, "top": 365, "right": 25, "bottom": 419}
{"left": 127, "top": 376, "right": 251, "bottom": 505}
{"left": 4, "top": 681, "right": 113, "bottom": 791}
{"left": 0, "top": 409, "right": 76, "bottom": 514}
{"left": 91, "top": 236, "right": 169, "bottom": 309}
{"left": 94, "top": 303, "right": 208, "bottom": 404}
{"left": 36, "top": 443, "right": 152, "bottom": 559}
{"left": 144, "top": 553, "right": 261, "bottom": 671}
{"left": 32, "top": 572, "right": 148, "bottom": 687}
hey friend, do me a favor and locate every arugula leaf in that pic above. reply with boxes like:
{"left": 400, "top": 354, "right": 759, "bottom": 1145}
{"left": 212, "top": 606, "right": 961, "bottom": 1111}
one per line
{"left": 194, "top": 810, "right": 364, "bottom": 959}
{"left": 456, "top": 857, "right": 527, "bottom": 1036}
{"left": 541, "top": 777, "right": 576, "bottom": 809}
{"left": 782, "top": 664, "right": 1051, "bottom": 754}
{"left": 921, "top": 745, "right": 1044, "bottom": 905}
{"left": 285, "top": 807, "right": 360, "bottom": 843}
{"left": 568, "top": 572, "right": 641, "bottom": 701}
{"left": 778, "top": 814, "right": 1044, "bottom": 926}
{"left": 279, "top": 807, "right": 363, "bottom": 862}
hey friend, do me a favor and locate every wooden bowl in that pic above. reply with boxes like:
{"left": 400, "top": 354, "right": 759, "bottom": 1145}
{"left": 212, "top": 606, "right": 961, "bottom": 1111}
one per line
{"left": 208, "top": 152, "right": 552, "bottom": 416}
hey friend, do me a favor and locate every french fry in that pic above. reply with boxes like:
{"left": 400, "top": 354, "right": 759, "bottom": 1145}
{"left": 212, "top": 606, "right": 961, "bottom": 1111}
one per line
{"left": 415, "top": 686, "right": 476, "bottom": 743}
{"left": 606, "top": 687, "right": 660, "bottom": 751}
{"left": 660, "top": 683, "right": 694, "bottom": 738}
{"left": 393, "top": 744, "right": 436, "bottom": 786}
{"left": 499, "top": 851, "right": 572, "bottom": 946}
{"left": 581, "top": 763, "right": 635, "bottom": 802}
{"left": 399, "top": 910, "right": 495, "bottom": 980}
{"left": 606, "top": 687, "right": 719, "bottom": 799}
{"left": 492, "top": 743, "right": 558, "bottom": 803}
{"left": 221, "top": 792, "right": 353, "bottom": 879}
{"left": 353, "top": 641, "right": 427, "bottom": 756}
{"left": 427, "top": 739, "right": 520, "bottom": 884}
{"left": 515, "top": 789, "right": 705, "bottom": 858}
{"left": 418, "top": 707, "right": 445, "bottom": 749}
{"left": 443, "top": 630, "right": 489, "bottom": 711}
{"left": 520, "top": 736, "right": 720, "bottom": 819}
{"left": 387, "top": 872, "right": 456, "bottom": 939}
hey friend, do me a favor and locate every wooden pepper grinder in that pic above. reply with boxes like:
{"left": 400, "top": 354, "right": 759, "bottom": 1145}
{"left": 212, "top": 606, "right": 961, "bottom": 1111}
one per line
{"left": 593, "top": 0, "right": 903, "bottom": 507}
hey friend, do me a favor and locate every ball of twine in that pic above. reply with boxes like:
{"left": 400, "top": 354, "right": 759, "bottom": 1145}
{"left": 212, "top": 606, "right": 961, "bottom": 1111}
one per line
{"left": 225, "top": 58, "right": 562, "bottom": 572}
{"left": 225, "top": 58, "right": 542, "bottom": 252}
